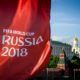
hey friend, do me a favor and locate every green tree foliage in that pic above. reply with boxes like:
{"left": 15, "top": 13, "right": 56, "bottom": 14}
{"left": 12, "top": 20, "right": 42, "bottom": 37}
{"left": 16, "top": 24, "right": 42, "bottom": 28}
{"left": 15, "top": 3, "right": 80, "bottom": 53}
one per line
{"left": 68, "top": 55, "right": 80, "bottom": 69}
{"left": 48, "top": 55, "right": 59, "bottom": 68}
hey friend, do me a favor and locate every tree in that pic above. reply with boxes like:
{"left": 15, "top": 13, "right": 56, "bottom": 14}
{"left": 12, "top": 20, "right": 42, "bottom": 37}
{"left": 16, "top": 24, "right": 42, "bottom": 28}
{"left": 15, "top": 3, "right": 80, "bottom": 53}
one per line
{"left": 69, "top": 55, "right": 80, "bottom": 69}
{"left": 48, "top": 55, "right": 59, "bottom": 68}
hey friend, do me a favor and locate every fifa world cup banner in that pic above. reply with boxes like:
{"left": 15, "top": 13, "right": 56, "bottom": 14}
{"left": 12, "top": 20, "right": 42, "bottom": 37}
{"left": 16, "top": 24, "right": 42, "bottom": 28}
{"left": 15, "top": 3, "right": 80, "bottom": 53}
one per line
{"left": 0, "top": 0, "right": 51, "bottom": 80}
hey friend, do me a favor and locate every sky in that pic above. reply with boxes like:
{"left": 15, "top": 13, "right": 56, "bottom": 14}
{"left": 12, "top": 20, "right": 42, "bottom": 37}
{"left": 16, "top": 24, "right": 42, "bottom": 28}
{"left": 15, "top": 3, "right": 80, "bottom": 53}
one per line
{"left": 51, "top": 0, "right": 80, "bottom": 44}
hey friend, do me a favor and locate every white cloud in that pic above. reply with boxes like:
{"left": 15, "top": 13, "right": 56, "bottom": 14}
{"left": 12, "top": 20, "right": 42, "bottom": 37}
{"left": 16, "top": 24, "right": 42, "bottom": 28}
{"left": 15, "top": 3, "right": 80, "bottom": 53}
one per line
{"left": 51, "top": 35, "right": 72, "bottom": 44}
{"left": 51, "top": 36, "right": 63, "bottom": 41}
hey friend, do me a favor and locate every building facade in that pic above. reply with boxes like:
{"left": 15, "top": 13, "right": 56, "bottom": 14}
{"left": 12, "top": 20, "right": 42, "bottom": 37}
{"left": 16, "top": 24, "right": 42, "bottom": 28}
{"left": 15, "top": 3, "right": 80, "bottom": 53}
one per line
{"left": 72, "top": 38, "right": 80, "bottom": 58}
{"left": 51, "top": 40, "right": 73, "bottom": 59}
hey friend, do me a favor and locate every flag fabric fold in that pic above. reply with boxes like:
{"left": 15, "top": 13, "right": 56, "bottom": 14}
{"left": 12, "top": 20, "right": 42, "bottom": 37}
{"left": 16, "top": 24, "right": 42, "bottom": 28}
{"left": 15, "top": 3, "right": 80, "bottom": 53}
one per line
{"left": 0, "top": 0, "right": 51, "bottom": 80}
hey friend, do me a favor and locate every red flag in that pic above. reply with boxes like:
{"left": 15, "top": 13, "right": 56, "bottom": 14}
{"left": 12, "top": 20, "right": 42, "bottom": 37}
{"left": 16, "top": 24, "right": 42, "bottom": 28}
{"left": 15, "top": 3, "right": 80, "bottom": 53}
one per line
{"left": 0, "top": 0, "right": 51, "bottom": 80}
